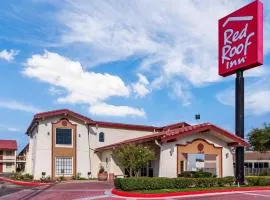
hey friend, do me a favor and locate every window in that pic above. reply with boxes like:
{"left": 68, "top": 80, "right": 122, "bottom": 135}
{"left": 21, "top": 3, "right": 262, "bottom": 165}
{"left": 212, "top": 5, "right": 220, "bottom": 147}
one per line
{"left": 254, "top": 162, "right": 259, "bottom": 168}
{"left": 56, "top": 128, "right": 72, "bottom": 145}
{"left": 259, "top": 162, "right": 263, "bottom": 168}
{"left": 56, "top": 157, "right": 72, "bottom": 176}
{"left": 99, "top": 132, "right": 104, "bottom": 142}
{"left": 5, "top": 151, "right": 14, "bottom": 156}
{"left": 140, "top": 167, "right": 147, "bottom": 176}
{"left": 244, "top": 162, "right": 253, "bottom": 168}
{"left": 264, "top": 163, "right": 269, "bottom": 168}
{"left": 6, "top": 163, "right": 12, "bottom": 169}
{"left": 180, "top": 161, "right": 184, "bottom": 174}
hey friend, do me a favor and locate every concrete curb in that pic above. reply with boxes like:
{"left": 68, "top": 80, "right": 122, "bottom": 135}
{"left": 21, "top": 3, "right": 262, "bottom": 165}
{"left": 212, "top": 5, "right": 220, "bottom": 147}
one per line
{"left": 0, "top": 176, "right": 52, "bottom": 187}
{"left": 112, "top": 187, "right": 270, "bottom": 198}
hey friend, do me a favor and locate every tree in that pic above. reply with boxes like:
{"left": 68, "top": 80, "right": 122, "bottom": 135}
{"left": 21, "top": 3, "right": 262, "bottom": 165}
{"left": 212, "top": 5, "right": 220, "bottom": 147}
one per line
{"left": 112, "top": 144, "right": 155, "bottom": 177}
{"left": 248, "top": 123, "right": 270, "bottom": 152}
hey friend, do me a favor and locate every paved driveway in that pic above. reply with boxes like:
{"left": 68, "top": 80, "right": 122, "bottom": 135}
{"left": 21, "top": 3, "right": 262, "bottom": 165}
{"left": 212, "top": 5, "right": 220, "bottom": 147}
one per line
{"left": 1, "top": 181, "right": 270, "bottom": 200}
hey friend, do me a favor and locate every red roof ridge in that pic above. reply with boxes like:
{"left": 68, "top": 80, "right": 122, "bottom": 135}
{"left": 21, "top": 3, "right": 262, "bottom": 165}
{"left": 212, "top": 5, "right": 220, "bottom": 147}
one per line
{"left": 27, "top": 109, "right": 193, "bottom": 133}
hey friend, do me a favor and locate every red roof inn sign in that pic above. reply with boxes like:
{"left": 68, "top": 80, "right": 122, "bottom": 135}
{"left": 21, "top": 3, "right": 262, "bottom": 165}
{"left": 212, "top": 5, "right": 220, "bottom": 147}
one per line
{"left": 218, "top": 0, "right": 264, "bottom": 185}
{"left": 218, "top": 0, "right": 263, "bottom": 77}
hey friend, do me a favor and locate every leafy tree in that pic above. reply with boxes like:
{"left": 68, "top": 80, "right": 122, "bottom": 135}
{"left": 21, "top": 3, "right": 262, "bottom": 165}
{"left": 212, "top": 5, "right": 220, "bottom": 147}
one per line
{"left": 113, "top": 144, "right": 155, "bottom": 177}
{"left": 248, "top": 123, "right": 270, "bottom": 152}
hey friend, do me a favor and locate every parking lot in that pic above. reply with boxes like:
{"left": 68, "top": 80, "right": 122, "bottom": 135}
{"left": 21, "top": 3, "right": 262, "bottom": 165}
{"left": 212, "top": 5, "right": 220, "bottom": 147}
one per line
{"left": 1, "top": 181, "right": 270, "bottom": 200}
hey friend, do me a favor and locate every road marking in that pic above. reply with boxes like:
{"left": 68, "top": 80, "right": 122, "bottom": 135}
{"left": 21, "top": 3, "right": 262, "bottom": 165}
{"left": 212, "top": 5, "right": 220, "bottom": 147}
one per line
{"left": 241, "top": 192, "right": 270, "bottom": 198}
{"left": 0, "top": 189, "right": 28, "bottom": 199}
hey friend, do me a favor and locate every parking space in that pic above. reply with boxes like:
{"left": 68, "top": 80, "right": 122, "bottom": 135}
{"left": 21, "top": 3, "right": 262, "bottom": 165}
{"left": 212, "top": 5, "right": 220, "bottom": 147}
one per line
{"left": 0, "top": 182, "right": 32, "bottom": 198}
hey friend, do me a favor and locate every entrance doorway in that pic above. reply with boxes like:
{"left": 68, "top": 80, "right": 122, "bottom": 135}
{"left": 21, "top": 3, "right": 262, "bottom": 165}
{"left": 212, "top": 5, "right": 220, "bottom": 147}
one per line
{"left": 177, "top": 139, "right": 222, "bottom": 177}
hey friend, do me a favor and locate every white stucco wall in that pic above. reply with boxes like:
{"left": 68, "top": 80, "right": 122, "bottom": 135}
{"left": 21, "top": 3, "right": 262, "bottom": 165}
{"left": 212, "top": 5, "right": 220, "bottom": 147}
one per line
{"left": 100, "top": 150, "right": 124, "bottom": 176}
{"left": 89, "top": 126, "right": 154, "bottom": 177}
{"left": 75, "top": 120, "right": 90, "bottom": 178}
{"left": 25, "top": 137, "right": 33, "bottom": 174}
{"left": 159, "top": 132, "right": 234, "bottom": 178}
{"left": 27, "top": 115, "right": 154, "bottom": 179}
{"left": 32, "top": 120, "right": 52, "bottom": 179}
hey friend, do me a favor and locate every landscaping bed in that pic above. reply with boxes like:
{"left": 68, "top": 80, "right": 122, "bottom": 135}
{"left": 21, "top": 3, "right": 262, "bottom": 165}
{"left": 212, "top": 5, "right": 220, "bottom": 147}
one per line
{"left": 114, "top": 177, "right": 234, "bottom": 191}
{"left": 114, "top": 176, "right": 270, "bottom": 193}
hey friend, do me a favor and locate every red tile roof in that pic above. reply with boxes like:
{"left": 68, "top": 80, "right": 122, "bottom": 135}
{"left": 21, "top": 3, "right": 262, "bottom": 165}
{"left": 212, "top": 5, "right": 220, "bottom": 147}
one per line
{"left": 95, "top": 132, "right": 163, "bottom": 152}
{"left": 161, "top": 123, "right": 249, "bottom": 147}
{"left": 156, "top": 122, "right": 190, "bottom": 131}
{"left": 25, "top": 109, "right": 249, "bottom": 149}
{"left": 26, "top": 109, "right": 186, "bottom": 134}
{"left": 95, "top": 123, "right": 249, "bottom": 151}
{"left": 0, "top": 140, "right": 17, "bottom": 150}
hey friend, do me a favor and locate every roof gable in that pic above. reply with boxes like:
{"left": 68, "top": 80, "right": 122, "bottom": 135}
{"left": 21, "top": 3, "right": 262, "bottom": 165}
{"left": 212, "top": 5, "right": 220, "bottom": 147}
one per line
{"left": 162, "top": 123, "right": 249, "bottom": 147}
{"left": 96, "top": 123, "right": 249, "bottom": 151}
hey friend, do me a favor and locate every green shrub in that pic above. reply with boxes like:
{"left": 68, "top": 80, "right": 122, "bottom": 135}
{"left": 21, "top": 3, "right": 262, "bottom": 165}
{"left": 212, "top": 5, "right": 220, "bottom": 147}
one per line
{"left": 40, "top": 176, "right": 51, "bottom": 182}
{"left": 179, "top": 170, "right": 215, "bottom": 178}
{"left": 114, "top": 176, "right": 235, "bottom": 191}
{"left": 246, "top": 177, "right": 270, "bottom": 186}
{"left": 9, "top": 173, "right": 33, "bottom": 181}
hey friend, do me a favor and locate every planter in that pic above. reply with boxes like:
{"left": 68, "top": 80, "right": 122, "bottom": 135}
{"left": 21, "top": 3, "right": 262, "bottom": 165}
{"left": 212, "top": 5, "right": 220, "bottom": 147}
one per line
{"left": 98, "top": 172, "right": 108, "bottom": 181}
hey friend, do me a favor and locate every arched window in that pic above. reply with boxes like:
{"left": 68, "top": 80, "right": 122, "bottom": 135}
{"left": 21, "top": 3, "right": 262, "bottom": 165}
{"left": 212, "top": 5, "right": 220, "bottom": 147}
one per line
{"left": 99, "top": 132, "right": 104, "bottom": 142}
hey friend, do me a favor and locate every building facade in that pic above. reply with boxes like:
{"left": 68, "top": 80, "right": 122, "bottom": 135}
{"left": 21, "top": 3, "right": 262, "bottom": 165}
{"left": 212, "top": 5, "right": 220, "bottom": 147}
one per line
{"left": 233, "top": 151, "right": 270, "bottom": 176}
{"left": 0, "top": 140, "right": 17, "bottom": 173}
{"left": 22, "top": 109, "right": 249, "bottom": 180}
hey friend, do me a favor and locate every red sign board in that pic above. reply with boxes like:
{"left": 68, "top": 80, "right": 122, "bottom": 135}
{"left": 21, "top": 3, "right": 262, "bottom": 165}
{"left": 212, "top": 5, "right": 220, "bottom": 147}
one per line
{"left": 218, "top": 0, "right": 263, "bottom": 77}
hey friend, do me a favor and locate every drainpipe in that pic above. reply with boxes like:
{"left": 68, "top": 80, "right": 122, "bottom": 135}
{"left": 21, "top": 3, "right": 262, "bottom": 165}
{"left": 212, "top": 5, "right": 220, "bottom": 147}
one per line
{"left": 87, "top": 125, "right": 92, "bottom": 178}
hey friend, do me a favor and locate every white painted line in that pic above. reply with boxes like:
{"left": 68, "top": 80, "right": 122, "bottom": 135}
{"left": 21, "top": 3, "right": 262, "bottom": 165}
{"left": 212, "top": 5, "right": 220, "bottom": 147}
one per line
{"left": 241, "top": 192, "right": 270, "bottom": 198}
{"left": 0, "top": 189, "right": 30, "bottom": 199}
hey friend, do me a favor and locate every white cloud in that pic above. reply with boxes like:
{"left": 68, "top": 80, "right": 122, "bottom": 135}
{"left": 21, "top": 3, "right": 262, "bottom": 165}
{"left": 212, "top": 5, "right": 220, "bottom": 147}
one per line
{"left": 0, "top": 49, "right": 19, "bottom": 62}
{"left": 0, "top": 100, "right": 41, "bottom": 113}
{"left": 56, "top": 0, "right": 269, "bottom": 84}
{"left": 49, "top": 86, "right": 64, "bottom": 96}
{"left": 132, "top": 73, "right": 150, "bottom": 98}
{"left": 89, "top": 103, "right": 145, "bottom": 117}
{"left": 170, "top": 81, "right": 192, "bottom": 107}
{"left": 51, "top": 0, "right": 270, "bottom": 106}
{"left": 23, "top": 51, "right": 145, "bottom": 117}
{"left": 216, "top": 78, "right": 270, "bottom": 116}
{"left": 0, "top": 124, "right": 20, "bottom": 132}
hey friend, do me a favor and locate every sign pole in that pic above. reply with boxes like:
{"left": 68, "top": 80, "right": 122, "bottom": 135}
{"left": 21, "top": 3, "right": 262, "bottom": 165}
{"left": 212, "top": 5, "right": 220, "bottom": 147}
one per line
{"left": 235, "top": 70, "right": 244, "bottom": 184}
{"left": 218, "top": 0, "right": 263, "bottom": 185}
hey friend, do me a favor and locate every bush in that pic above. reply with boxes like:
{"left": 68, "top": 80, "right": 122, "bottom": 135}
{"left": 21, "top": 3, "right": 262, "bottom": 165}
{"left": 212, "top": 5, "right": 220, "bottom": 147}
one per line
{"left": 179, "top": 170, "right": 215, "bottom": 178}
{"left": 246, "top": 177, "right": 270, "bottom": 186}
{"left": 114, "top": 177, "right": 235, "bottom": 191}
{"left": 9, "top": 173, "right": 33, "bottom": 181}
{"left": 40, "top": 176, "right": 51, "bottom": 182}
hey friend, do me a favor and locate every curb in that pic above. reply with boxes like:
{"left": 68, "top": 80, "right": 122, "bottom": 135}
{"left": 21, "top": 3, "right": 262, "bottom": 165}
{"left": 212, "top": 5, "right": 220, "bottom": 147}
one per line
{"left": 112, "top": 187, "right": 270, "bottom": 198}
{"left": 0, "top": 176, "right": 52, "bottom": 187}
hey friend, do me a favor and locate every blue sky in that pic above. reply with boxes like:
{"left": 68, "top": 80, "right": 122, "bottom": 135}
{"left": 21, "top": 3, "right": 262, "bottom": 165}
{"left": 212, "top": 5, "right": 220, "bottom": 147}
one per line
{"left": 0, "top": 0, "right": 269, "bottom": 152}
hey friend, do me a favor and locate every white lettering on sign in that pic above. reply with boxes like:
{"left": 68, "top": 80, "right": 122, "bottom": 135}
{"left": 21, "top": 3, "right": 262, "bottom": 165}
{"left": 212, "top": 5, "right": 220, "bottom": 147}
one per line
{"left": 221, "top": 21, "right": 254, "bottom": 69}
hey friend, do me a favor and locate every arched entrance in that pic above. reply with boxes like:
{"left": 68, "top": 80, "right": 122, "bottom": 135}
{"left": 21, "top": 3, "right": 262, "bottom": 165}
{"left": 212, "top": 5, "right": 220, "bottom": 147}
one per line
{"left": 177, "top": 138, "right": 223, "bottom": 177}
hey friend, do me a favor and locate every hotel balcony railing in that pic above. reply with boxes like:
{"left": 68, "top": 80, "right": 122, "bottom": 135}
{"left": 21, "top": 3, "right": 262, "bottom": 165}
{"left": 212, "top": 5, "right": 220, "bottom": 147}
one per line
{"left": 0, "top": 155, "right": 16, "bottom": 160}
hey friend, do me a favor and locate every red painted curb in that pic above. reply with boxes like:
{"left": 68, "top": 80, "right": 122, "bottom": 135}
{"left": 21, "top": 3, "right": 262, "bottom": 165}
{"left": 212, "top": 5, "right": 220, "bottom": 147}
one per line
{"left": 112, "top": 187, "right": 270, "bottom": 198}
{"left": 0, "top": 176, "right": 52, "bottom": 187}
